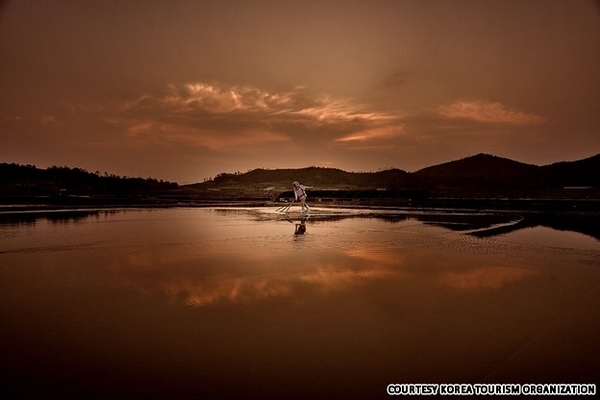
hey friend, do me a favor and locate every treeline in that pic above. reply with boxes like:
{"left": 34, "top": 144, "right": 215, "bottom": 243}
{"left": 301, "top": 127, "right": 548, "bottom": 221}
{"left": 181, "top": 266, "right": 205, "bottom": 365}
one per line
{"left": 0, "top": 163, "right": 179, "bottom": 196}
{"left": 200, "top": 166, "right": 415, "bottom": 190}
{"left": 189, "top": 153, "right": 600, "bottom": 200}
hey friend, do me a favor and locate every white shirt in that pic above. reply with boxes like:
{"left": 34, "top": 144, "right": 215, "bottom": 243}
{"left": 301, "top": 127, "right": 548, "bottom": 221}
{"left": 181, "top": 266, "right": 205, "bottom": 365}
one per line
{"left": 293, "top": 185, "right": 307, "bottom": 200}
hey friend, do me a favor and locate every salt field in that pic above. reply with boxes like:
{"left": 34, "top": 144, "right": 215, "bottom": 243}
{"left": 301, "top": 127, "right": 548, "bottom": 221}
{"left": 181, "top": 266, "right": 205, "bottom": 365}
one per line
{"left": 1, "top": 207, "right": 599, "bottom": 398}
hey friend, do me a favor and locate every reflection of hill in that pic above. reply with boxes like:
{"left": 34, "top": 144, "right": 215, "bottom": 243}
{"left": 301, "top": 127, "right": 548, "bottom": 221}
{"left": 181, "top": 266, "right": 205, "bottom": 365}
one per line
{"left": 467, "top": 214, "right": 600, "bottom": 242}
{"left": 243, "top": 208, "right": 600, "bottom": 242}
{"left": 0, "top": 209, "right": 120, "bottom": 226}
{"left": 3, "top": 207, "right": 598, "bottom": 244}
{"left": 525, "top": 215, "right": 600, "bottom": 242}
{"left": 395, "top": 212, "right": 600, "bottom": 242}
{"left": 413, "top": 213, "right": 527, "bottom": 237}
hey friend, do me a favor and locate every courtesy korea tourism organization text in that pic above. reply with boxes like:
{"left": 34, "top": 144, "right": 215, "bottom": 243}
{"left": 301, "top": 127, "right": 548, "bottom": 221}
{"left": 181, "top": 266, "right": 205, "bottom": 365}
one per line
{"left": 387, "top": 383, "right": 596, "bottom": 396}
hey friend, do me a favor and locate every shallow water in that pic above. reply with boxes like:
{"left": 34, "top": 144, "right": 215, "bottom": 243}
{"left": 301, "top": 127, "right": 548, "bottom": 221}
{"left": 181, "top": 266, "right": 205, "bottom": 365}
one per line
{"left": 1, "top": 207, "right": 599, "bottom": 398}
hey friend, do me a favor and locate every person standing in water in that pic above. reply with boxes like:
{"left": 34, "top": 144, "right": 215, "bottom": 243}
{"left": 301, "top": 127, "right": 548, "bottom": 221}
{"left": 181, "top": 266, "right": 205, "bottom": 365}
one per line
{"left": 292, "top": 181, "right": 310, "bottom": 212}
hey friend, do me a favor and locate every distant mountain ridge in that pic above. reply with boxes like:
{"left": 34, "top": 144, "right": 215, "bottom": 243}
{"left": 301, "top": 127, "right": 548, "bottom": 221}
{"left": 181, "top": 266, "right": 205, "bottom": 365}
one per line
{"left": 412, "top": 153, "right": 600, "bottom": 192}
{"left": 187, "top": 153, "right": 599, "bottom": 194}
{"left": 541, "top": 153, "right": 600, "bottom": 188}
{"left": 0, "top": 164, "right": 178, "bottom": 196}
{"left": 187, "top": 166, "right": 416, "bottom": 191}
{"left": 2, "top": 153, "right": 599, "bottom": 199}
{"left": 414, "top": 153, "right": 539, "bottom": 178}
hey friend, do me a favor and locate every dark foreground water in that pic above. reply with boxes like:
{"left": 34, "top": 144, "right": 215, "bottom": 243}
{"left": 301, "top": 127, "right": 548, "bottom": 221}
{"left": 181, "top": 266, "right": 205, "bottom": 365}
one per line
{"left": 1, "top": 207, "right": 599, "bottom": 399}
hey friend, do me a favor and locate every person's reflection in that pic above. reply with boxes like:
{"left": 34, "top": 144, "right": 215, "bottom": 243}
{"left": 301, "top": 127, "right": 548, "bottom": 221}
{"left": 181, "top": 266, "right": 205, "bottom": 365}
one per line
{"left": 288, "top": 215, "right": 309, "bottom": 235}
{"left": 295, "top": 220, "right": 307, "bottom": 235}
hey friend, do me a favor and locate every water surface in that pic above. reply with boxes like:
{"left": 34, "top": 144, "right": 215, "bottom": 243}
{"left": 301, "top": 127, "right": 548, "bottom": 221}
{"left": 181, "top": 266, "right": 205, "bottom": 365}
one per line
{"left": 1, "top": 208, "right": 599, "bottom": 398}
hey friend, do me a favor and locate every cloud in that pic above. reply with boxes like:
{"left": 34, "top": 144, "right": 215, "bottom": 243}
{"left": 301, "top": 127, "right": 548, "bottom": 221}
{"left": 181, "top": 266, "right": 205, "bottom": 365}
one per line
{"left": 335, "top": 125, "right": 404, "bottom": 143}
{"left": 122, "top": 82, "right": 391, "bottom": 124}
{"left": 108, "top": 82, "right": 402, "bottom": 150}
{"left": 154, "top": 82, "right": 306, "bottom": 114}
{"left": 438, "top": 100, "right": 545, "bottom": 125}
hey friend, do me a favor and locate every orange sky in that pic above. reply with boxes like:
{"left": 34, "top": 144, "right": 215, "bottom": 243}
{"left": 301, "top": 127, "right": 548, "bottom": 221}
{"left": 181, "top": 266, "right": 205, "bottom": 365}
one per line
{"left": 1, "top": 0, "right": 599, "bottom": 183}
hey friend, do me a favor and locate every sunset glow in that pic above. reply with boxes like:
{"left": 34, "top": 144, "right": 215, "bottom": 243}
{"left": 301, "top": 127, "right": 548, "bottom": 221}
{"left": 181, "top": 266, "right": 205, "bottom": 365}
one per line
{"left": 1, "top": 0, "right": 598, "bottom": 182}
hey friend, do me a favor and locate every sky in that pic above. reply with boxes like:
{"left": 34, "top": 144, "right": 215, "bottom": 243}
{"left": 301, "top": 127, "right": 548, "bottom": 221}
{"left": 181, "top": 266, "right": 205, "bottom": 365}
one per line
{"left": 1, "top": 0, "right": 599, "bottom": 183}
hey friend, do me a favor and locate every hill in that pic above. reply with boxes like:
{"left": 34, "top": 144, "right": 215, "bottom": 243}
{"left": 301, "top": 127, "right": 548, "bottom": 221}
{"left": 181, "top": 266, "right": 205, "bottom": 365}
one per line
{"left": 411, "top": 153, "right": 600, "bottom": 193}
{"left": 413, "top": 153, "right": 542, "bottom": 192}
{"left": 2, "top": 152, "right": 599, "bottom": 204}
{"left": 540, "top": 154, "right": 600, "bottom": 188}
{"left": 184, "top": 152, "right": 600, "bottom": 200}
{"left": 185, "top": 166, "right": 416, "bottom": 194}
{"left": 414, "top": 153, "right": 539, "bottom": 179}
{"left": 0, "top": 163, "right": 179, "bottom": 197}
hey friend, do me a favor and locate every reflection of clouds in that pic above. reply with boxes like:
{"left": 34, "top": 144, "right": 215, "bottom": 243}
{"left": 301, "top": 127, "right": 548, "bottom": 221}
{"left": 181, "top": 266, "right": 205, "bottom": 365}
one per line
{"left": 171, "top": 276, "right": 294, "bottom": 307}
{"left": 300, "top": 264, "right": 395, "bottom": 291}
{"left": 111, "top": 245, "right": 403, "bottom": 307}
{"left": 346, "top": 247, "right": 404, "bottom": 265}
{"left": 181, "top": 260, "right": 397, "bottom": 307}
{"left": 144, "top": 263, "right": 398, "bottom": 307}
{"left": 439, "top": 266, "right": 538, "bottom": 290}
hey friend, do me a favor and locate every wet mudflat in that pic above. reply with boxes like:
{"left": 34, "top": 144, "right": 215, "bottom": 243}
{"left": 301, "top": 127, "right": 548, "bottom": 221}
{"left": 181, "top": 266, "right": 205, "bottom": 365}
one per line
{"left": 1, "top": 207, "right": 599, "bottom": 399}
